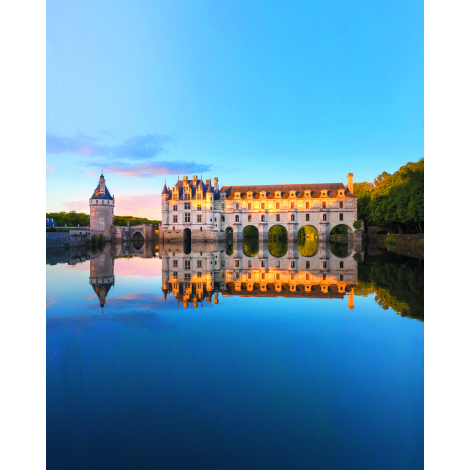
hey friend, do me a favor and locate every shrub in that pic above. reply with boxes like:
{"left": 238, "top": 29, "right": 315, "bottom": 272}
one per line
{"left": 46, "top": 227, "right": 58, "bottom": 232}
{"left": 385, "top": 234, "right": 396, "bottom": 245}
{"left": 98, "top": 233, "right": 106, "bottom": 245}
{"left": 353, "top": 220, "right": 362, "bottom": 230}
{"left": 353, "top": 253, "right": 362, "bottom": 262}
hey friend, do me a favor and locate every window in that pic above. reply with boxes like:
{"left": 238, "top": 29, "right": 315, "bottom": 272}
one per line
{"left": 184, "top": 213, "right": 191, "bottom": 222}
{"left": 248, "top": 203, "right": 252, "bottom": 210}
{"left": 291, "top": 202, "right": 294, "bottom": 209}
{"left": 184, "top": 274, "right": 190, "bottom": 281}
{"left": 197, "top": 260, "right": 202, "bottom": 268}
{"left": 173, "top": 215, "right": 178, "bottom": 223}
{"left": 261, "top": 273, "right": 265, "bottom": 280}
{"left": 276, "top": 273, "right": 280, "bottom": 280}
{"left": 276, "top": 261, "right": 280, "bottom": 268}
{"left": 197, "top": 193, "right": 202, "bottom": 200}
{"left": 197, "top": 215, "right": 202, "bottom": 223}
{"left": 276, "top": 214, "right": 280, "bottom": 221}
{"left": 197, "top": 272, "right": 202, "bottom": 278}
{"left": 173, "top": 260, "right": 178, "bottom": 268}
{"left": 306, "top": 261, "right": 310, "bottom": 269}
{"left": 306, "top": 214, "right": 310, "bottom": 221}
{"left": 184, "top": 202, "right": 190, "bottom": 210}
{"left": 323, "top": 274, "right": 326, "bottom": 280}
{"left": 197, "top": 205, "right": 201, "bottom": 210}
{"left": 235, "top": 215, "right": 239, "bottom": 222}
{"left": 323, "top": 214, "right": 327, "bottom": 221}
{"left": 323, "top": 262, "right": 327, "bottom": 268}
{"left": 340, "top": 261, "right": 344, "bottom": 269}
{"left": 306, "top": 273, "right": 310, "bottom": 280}
{"left": 173, "top": 205, "right": 177, "bottom": 211}
{"left": 339, "top": 213, "right": 343, "bottom": 221}
{"left": 200, "top": 227, "right": 202, "bottom": 231}
{"left": 184, "top": 260, "right": 191, "bottom": 270}
{"left": 184, "top": 193, "right": 190, "bottom": 200}
{"left": 248, "top": 261, "right": 252, "bottom": 267}
{"left": 235, "top": 260, "right": 239, "bottom": 267}
{"left": 221, "top": 204, "right": 225, "bottom": 210}
{"left": 276, "top": 203, "right": 280, "bottom": 209}
{"left": 291, "top": 261, "right": 295, "bottom": 268}
{"left": 236, "top": 203, "right": 240, "bottom": 210}
{"left": 236, "top": 272, "right": 240, "bottom": 278}
{"left": 291, "top": 215, "right": 295, "bottom": 221}
{"left": 261, "top": 261, "right": 265, "bottom": 267}
{"left": 340, "top": 274, "right": 344, "bottom": 281}
{"left": 261, "top": 215, "right": 265, "bottom": 222}
{"left": 339, "top": 201, "right": 343, "bottom": 208}
{"left": 322, "top": 202, "right": 326, "bottom": 208}
{"left": 248, "top": 215, "right": 252, "bottom": 222}
{"left": 221, "top": 215, "right": 225, "bottom": 222}
{"left": 306, "top": 202, "right": 310, "bottom": 209}
{"left": 261, "top": 203, "right": 265, "bottom": 209}
{"left": 222, "top": 261, "right": 225, "bottom": 267}
{"left": 248, "top": 273, "right": 252, "bottom": 279}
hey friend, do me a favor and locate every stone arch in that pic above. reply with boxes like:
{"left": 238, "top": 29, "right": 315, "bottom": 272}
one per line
{"left": 243, "top": 225, "right": 259, "bottom": 257}
{"left": 131, "top": 231, "right": 144, "bottom": 241}
{"left": 268, "top": 225, "right": 288, "bottom": 258}
{"left": 329, "top": 224, "right": 354, "bottom": 258}
{"left": 297, "top": 225, "right": 318, "bottom": 257}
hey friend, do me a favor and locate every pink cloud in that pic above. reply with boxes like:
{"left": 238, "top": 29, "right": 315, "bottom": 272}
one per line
{"left": 62, "top": 194, "right": 162, "bottom": 220}
{"left": 82, "top": 171, "right": 99, "bottom": 178}
{"left": 46, "top": 163, "right": 56, "bottom": 171}
{"left": 115, "top": 257, "right": 162, "bottom": 277}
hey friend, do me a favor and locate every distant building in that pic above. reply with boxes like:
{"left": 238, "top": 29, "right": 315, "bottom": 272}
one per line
{"left": 46, "top": 218, "right": 58, "bottom": 228}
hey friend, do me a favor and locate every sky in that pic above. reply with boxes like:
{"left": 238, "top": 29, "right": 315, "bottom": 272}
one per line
{"left": 46, "top": 0, "right": 423, "bottom": 220}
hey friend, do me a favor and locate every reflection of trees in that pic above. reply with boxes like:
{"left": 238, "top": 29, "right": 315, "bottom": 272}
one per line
{"left": 243, "top": 237, "right": 259, "bottom": 257}
{"left": 356, "top": 251, "right": 424, "bottom": 321}
{"left": 298, "top": 226, "right": 317, "bottom": 257}
{"left": 226, "top": 241, "right": 233, "bottom": 256}
{"left": 268, "top": 225, "right": 288, "bottom": 257}
{"left": 298, "top": 237, "right": 317, "bottom": 257}
{"left": 330, "top": 242, "right": 349, "bottom": 257}
{"left": 330, "top": 225, "right": 349, "bottom": 235}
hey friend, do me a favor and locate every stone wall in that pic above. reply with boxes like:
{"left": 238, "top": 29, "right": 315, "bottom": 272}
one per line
{"left": 163, "top": 228, "right": 225, "bottom": 242}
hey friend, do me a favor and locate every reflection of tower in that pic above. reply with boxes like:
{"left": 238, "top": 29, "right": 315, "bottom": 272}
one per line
{"left": 89, "top": 245, "right": 115, "bottom": 311}
{"left": 348, "top": 288, "right": 355, "bottom": 310}
{"left": 89, "top": 172, "right": 115, "bottom": 240}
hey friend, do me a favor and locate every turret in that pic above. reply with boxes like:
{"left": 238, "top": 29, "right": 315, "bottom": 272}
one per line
{"left": 348, "top": 288, "right": 355, "bottom": 310}
{"left": 89, "top": 173, "right": 114, "bottom": 240}
{"left": 347, "top": 173, "right": 354, "bottom": 194}
{"left": 206, "top": 179, "right": 214, "bottom": 230}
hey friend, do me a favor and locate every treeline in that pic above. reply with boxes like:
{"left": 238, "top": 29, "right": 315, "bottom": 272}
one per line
{"left": 354, "top": 159, "right": 424, "bottom": 234}
{"left": 46, "top": 211, "right": 161, "bottom": 227}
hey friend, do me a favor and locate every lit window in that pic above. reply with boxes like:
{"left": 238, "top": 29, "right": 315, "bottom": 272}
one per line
{"left": 276, "top": 203, "right": 280, "bottom": 209}
{"left": 197, "top": 194, "right": 202, "bottom": 200}
{"left": 322, "top": 202, "right": 326, "bottom": 208}
{"left": 197, "top": 205, "right": 201, "bottom": 210}
{"left": 261, "top": 203, "right": 265, "bottom": 209}
{"left": 235, "top": 260, "right": 239, "bottom": 267}
{"left": 306, "top": 202, "right": 310, "bottom": 209}
{"left": 323, "top": 214, "right": 327, "bottom": 221}
{"left": 248, "top": 203, "right": 252, "bottom": 210}
{"left": 291, "top": 202, "right": 294, "bottom": 209}
{"left": 221, "top": 215, "right": 225, "bottom": 222}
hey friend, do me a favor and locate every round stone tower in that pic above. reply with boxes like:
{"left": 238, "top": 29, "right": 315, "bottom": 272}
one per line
{"left": 89, "top": 172, "right": 115, "bottom": 240}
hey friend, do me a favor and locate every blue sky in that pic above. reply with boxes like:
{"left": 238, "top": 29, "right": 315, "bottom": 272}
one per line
{"left": 46, "top": 0, "right": 423, "bottom": 219}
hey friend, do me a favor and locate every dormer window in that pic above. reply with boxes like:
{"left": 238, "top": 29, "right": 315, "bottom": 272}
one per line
{"left": 338, "top": 190, "right": 344, "bottom": 197}
{"left": 304, "top": 191, "right": 311, "bottom": 197}
{"left": 235, "top": 192, "right": 241, "bottom": 199}
{"left": 260, "top": 192, "right": 266, "bottom": 198}
{"left": 275, "top": 191, "right": 281, "bottom": 198}
{"left": 247, "top": 192, "right": 253, "bottom": 198}
{"left": 290, "top": 191, "right": 296, "bottom": 197}
{"left": 321, "top": 190, "right": 328, "bottom": 197}
{"left": 221, "top": 193, "right": 225, "bottom": 199}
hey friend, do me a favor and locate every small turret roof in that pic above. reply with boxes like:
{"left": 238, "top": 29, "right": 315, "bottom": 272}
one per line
{"left": 90, "top": 181, "right": 113, "bottom": 200}
{"left": 161, "top": 181, "right": 169, "bottom": 194}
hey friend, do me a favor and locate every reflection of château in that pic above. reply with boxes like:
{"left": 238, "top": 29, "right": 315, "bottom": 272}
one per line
{"left": 160, "top": 239, "right": 357, "bottom": 309}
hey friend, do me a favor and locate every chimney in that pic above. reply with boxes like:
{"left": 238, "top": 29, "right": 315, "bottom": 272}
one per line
{"left": 347, "top": 173, "right": 354, "bottom": 194}
{"left": 183, "top": 175, "right": 188, "bottom": 183}
{"left": 348, "top": 289, "right": 355, "bottom": 310}
{"left": 193, "top": 175, "right": 197, "bottom": 185}
{"left": 205, "top": 179, "right": 211, "bottom": 187}
{"left": 214, "top": 177, "right": 218, "bottom": 191}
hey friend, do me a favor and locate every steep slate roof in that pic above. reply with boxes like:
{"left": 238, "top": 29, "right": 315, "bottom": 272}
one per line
{"left": 218, "top": 183, "right": 354, "bottom": 200}
{"left": 90, "top": 182, "right": 113, "bottom": 200}
{"left": 168, "top": 179, "right": 214, "bottom": 200}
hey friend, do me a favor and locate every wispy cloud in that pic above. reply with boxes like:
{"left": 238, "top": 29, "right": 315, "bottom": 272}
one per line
{"left": 91, "top": 160, "right": 212, "bottom": 178}
{"left": 62, "top": 193, "right": 162, "bottom": 219}
{"left": 46, "top": 132, "right": 173, "bottom": 159}
{"left": 81, "top": 171, "right": 99, "bottom": 178}
{"left": 46, "top": 162, "right": 55, "bottom": 177}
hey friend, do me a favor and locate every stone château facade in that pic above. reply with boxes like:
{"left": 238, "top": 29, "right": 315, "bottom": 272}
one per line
{"left": 160, "top": 173, "right": 357, "bottom": 241}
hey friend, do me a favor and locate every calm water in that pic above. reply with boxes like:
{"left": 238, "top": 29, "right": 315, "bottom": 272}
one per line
{"left": 47, "top": 240, "right": 424, "bottom": 470}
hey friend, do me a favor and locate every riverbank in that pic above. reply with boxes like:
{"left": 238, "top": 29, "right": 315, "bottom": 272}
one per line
{"left": 377, "top": 234, "right": 424, "bottom": 258}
